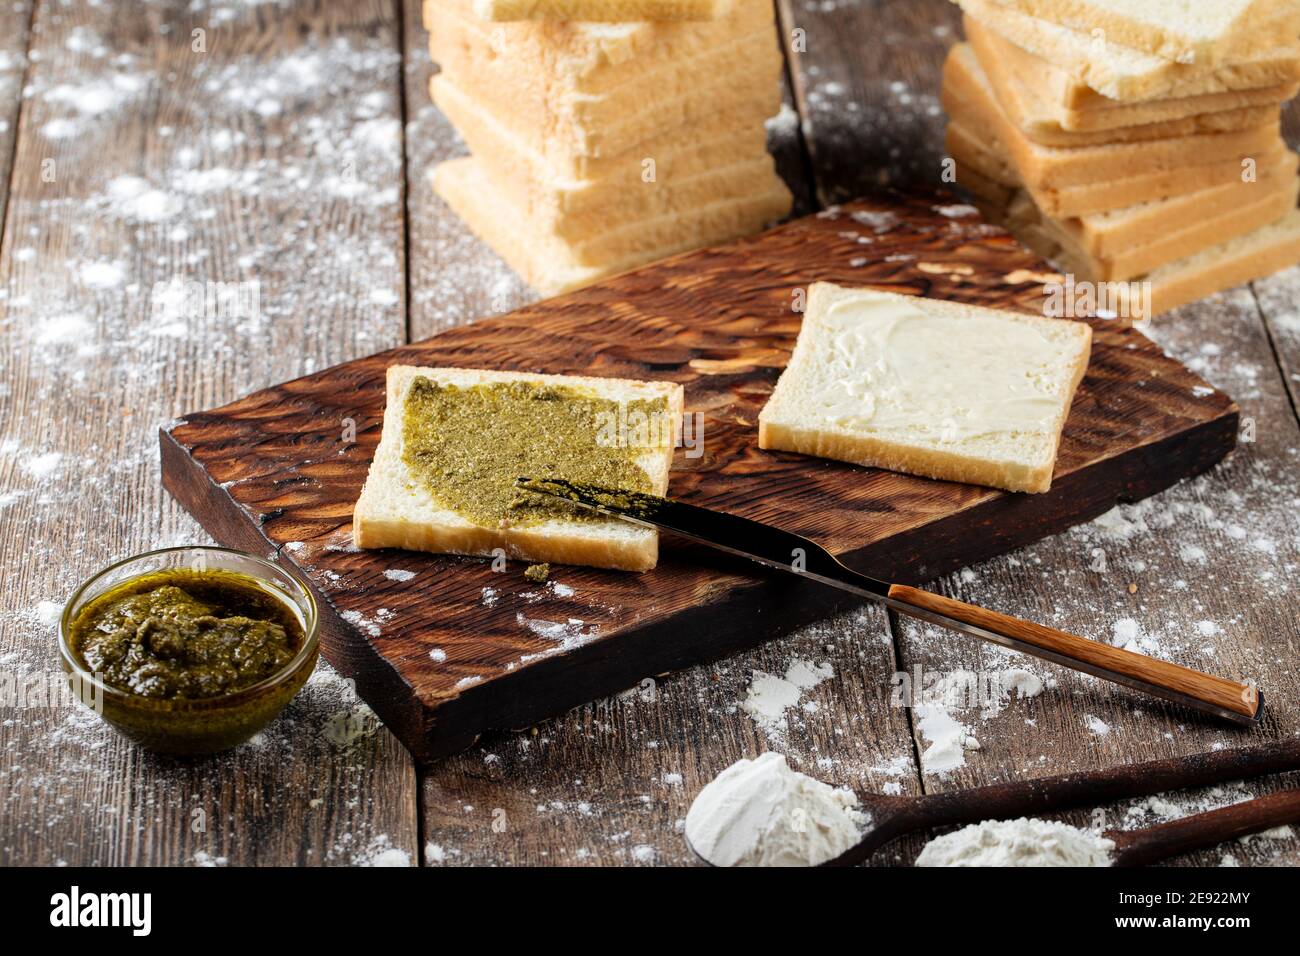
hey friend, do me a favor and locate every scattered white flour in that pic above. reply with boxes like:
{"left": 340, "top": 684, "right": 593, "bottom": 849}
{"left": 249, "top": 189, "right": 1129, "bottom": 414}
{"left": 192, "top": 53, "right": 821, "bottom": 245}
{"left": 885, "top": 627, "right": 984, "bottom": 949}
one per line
{"left": 685, "top": 752, "right": 866, "bottom": 867}
{"left": 914, "top": 703, "right": 980, "bottom": 774}
{"left": 383, "top": 568, "right": 415, "bottom": 582}
{"left": 35, "top": 314, "right": 93, "bottom": 346}
{"left": 23, "top": 452, "right": 63, "bottom": 478}
{"left": 35, "top": 601, "right": 63, "bottom": 628}
{"left": 428, "top": 648, "right": 447, "bottom": 663}
{"left": 353, "top": 835, "right": 410, "bottom": 867}
{"left": 105, "top": 175, "right": 182, "bottom": 222}
{"left": 630, "top": 844, "right": 656, "bottom": 863}
{"left": 742, "top": 658, "right": 833, "bottom": 734}
{"left": 78, "top": 260, "right": 125, "bottom": 289}
{"left": 1110, "top": 617, "right": 1165, "bottom": 656}
{"left": 339, "top": 607, "right": 394, "bottom": 637}
{"left": 916, "top": 818, "right": 1114, "bottom": 867}
{"left": 514, "top": 613, "right": 598, "bottom": 649}
{"left": 1084, "top": 715, "right": 1111, "bottom": 737}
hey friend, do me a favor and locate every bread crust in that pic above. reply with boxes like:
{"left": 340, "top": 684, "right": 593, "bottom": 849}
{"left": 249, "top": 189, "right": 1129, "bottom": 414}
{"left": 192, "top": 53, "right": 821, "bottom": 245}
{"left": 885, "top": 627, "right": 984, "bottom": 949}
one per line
{"left": 432, "top": 157, "right": 792, "bottom": 294}
{"left": 942, "top": 44, "right": 1282, "bottom": 190}
{"left": 948, "top": 119, "right": 1291, "bottom": 219}
{"left": 957, "top": 0, "right": 1300, "bottom": 102}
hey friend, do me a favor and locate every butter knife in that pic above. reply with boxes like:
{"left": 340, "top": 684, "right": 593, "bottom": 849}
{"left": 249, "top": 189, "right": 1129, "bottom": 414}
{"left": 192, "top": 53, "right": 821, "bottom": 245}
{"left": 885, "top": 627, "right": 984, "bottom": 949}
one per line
{"left": 515, "top": 477, "right": 1262, "bottom": 726}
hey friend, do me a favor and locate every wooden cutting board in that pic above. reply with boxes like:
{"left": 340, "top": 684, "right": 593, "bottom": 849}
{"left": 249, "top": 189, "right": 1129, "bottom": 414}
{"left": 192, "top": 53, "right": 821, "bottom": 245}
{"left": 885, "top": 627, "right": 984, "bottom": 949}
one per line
{"left": 160, "top": 193, "right": 1238, "bottom": 762}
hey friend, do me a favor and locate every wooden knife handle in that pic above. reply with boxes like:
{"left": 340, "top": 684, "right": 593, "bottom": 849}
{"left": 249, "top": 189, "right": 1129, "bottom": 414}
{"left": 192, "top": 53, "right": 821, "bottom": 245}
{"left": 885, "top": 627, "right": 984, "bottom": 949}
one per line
{"left": 887, "top": 584, "right": 1260, "bottom": 722}
{"left": 1111, "top": 788, "right": 1300, "bottom": 867}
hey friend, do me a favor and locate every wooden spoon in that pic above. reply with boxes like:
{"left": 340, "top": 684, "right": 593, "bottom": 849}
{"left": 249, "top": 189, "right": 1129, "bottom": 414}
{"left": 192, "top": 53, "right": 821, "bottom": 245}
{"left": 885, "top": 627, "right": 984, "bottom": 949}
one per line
{"left": 1108, "top": 788, "right": 1300, "bottom": 866}
{"left": 820, "top": 739, "right": 1300, "bottom": 866}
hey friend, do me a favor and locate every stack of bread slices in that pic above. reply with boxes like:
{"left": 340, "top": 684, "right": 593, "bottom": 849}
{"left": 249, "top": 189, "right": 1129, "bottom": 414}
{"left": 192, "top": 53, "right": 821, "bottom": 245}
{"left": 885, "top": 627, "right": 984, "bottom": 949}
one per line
{"left": 425, "top": 0, "right": 793, "bottom": 297}
{"left": 944, "top": 0, "right": 1300, "bottom": 319}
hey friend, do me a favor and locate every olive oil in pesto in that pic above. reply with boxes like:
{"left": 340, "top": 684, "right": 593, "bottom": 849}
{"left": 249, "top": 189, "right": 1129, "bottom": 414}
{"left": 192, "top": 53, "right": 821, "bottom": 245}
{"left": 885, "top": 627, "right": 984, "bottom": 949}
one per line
{"left": 70, "top": 569, "right": 304, "bottom": 700}
{"left": 400, "top": 378, "right": 668, "bottom": 529}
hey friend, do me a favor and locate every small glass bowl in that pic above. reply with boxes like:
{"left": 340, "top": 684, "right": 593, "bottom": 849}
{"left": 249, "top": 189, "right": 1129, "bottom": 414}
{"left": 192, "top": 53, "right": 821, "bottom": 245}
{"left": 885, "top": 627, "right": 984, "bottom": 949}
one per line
{"left": 58, "top": 546, "right": 320, "bottom": 755}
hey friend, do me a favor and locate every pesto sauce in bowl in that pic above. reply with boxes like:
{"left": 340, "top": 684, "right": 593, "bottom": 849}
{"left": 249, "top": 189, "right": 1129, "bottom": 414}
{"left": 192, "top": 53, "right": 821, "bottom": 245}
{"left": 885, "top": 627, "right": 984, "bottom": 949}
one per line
{"left": 401, "top": 378, "right": 668, "bottom": 528}
{"left": 69, "top": 569, "right": 304, "bottom": 700}
{"left": 59, "top": 547, "right": 320, "bottom": 755}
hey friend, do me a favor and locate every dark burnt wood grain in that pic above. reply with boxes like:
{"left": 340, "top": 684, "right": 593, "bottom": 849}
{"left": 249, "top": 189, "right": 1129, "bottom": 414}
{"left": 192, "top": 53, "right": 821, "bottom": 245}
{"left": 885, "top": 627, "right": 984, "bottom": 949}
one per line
{"left": 160, "top": 193, "right": 1239, "bottom": 762}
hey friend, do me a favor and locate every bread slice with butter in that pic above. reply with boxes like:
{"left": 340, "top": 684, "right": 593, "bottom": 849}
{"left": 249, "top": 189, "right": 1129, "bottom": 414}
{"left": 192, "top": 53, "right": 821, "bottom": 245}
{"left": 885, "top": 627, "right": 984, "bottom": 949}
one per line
{"left": 354, "top": 366, "right": 684, "bottom": 572}
{"left": 758, "top": 285, "right": 1092, "bottom": 494}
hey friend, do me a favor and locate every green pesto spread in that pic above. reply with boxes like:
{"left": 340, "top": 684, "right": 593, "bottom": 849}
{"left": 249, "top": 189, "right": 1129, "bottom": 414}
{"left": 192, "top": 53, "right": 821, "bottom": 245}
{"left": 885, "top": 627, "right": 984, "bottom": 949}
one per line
{"left": 70, "top": 570, "right": 304, "bottom": 700}
{"left": 401, "top": 377, "right": 668, "bottom": 529}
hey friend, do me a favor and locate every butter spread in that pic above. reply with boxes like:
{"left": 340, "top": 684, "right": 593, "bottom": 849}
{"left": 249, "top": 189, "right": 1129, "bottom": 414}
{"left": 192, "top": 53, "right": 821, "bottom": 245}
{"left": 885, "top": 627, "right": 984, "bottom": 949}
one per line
{"left": 813, "top": 295, "right": 1076, "bottom": 442}
{"left": 401, "top": 377, "right": 668, "bottom": 529}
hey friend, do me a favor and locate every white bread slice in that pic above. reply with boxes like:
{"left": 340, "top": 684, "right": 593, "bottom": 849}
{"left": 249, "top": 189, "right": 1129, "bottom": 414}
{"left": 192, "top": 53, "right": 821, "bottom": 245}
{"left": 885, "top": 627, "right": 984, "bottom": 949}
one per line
{"left": 957, "top": 0, "right": 1300, "bottom": 102}
{"left": 431, "top": 75, "right": 778, "bottom": 239}
{"left": 353, "top": 365, "right": 684, "bottom": 572}
{"left": 966, "top": 16, "right": 1291, "bottom": 143}
{"left": 428, "top": 17, "right": 782, "bottom": 161}
{"left": 943, "top": 45, "right": 1283, "bottom": 189}
{"left": 757, "top": 284, "right": 1092, "bottom": 494}
{"left": 950, "top": 162, "right": 1019, "bottom": 209}
{"left": 469, "top": 0, "right": 736, "bottom": 20}
{"left": 947, "top": 119, "right": 1291, "bottom": 218}
{"left": 967, "top": 16, "right": 1300, "bottom": 132}
{"left": 427, "top": 0, "right": 773, "bottom": 92}
{"left": 1061, "top": 159, "right": 1299, "bottom": 258}
{"left": 1114, "top": 210, "right": 1300, "bottom": 318}
{"left": 974, "top": 0, "right": 1300, "bottom": 67}
{"left": 985, "top": 202, "right": 1300, "bottom": 320}
{"left": 949, "top": 120, "right": 1300, "bottom": 271}
{"left": 432, "top": 157, "right": 792, "bottom": 294}
{"left": 1013, "top": 174, "right": 1299, "bottom": 282}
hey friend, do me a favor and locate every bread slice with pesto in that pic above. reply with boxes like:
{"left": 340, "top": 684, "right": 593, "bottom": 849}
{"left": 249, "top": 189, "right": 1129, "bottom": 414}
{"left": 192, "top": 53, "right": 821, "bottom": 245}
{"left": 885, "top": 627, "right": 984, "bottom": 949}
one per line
{"left": 353, "top": 366, "right": 684, "bottom": 572}
{"left": 758, "top": 284, "right": 1092, "bottom": 494}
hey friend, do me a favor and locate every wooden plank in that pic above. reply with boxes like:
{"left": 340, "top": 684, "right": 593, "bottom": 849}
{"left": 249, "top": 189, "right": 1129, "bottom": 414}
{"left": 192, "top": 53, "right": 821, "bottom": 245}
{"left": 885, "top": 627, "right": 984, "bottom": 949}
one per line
{"left": 777, "top": 0, "right": 960, "bottom": 204}
{"left": 402, "top": 0, "right": 534, "bottom": 340}
{"left": 421, "top": 602, "right": 923, "bottom": 866}
{"left": 162, "top": 193, "right": 1238, "bottom": 768}
{"left": 0, "top": 1, "right": 31, "bottom": 229}
{"left": 1253, "top": 268, "right": 1300, "bottom": 425}
{"left": 0, "top": 0, "right": 417, "bottom": 866}
{"left": 890, "top": 288, "right": 1300, "bottom": 865}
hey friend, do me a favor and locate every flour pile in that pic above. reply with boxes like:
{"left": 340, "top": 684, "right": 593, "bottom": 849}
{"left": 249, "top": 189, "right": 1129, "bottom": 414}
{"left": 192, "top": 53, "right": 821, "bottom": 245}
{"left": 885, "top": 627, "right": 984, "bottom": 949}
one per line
{"left": 685, "top": 752, "right": 866, "bottom": 867}
{"left": 915, "top": 818, "right": 1115, "bottom": 867}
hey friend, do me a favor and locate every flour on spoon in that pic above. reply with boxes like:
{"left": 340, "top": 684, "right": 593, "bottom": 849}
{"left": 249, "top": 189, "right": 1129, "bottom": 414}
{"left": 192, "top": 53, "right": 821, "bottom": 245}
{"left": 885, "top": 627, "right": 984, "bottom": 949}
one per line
{"left": 685, "top": 752, "right": 866, "bottom": 867}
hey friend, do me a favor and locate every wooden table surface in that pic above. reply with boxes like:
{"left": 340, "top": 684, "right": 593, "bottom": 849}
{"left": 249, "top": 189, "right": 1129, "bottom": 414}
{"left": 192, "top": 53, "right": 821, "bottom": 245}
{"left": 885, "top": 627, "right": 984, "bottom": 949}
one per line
{"left": 1, "top": 0, "right": 1297, "bottom": 867}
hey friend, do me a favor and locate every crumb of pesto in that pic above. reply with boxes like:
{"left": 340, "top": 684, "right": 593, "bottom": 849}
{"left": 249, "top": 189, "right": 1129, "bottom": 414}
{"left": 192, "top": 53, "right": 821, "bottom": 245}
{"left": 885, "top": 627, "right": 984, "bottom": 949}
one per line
{"left": 401, "top": 378, "right": 669, "bottom": 530}
{"left": 524, "top": 563, "right": 550, "bottom": 584}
